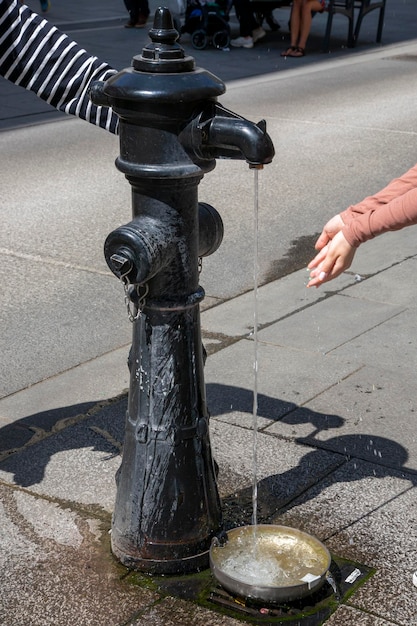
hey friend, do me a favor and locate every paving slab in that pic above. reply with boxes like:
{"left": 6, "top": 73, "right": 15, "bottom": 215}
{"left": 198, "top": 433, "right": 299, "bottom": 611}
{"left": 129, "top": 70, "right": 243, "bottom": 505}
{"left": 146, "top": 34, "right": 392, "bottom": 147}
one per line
{"left": 261, "top": 260, "right": 417, "bottom": 472}
{"left": 274, "top": 460, "right": 417, "bottom": 624}
{"left": 0, "top": 346, "right": 129, "bottom": 429}
{"left": 257, "top": 294, "right": 404, "bottom": 355}
{"left": 2, "top": 262, "right": 417, "bottom": 625}
{"left": 341, "top": 220, "right": 417, "bottom": 278}
{"left": 211, "top": 420, "right": 344, "bottom": 523}
{"left": 201, "top": 227, "right": 417, "bottom": 345}
{"left": 201, "top": 268, "right": 355, "bottom": 340}
{"left": 330, "top": 303, "right": 417, "bottom": 374}
{"left": 0, "top": 392, "right": 341, "bottom": 520}
{"left": 265, "top": 338, "right": 417, "bottom": 468}
{"left": 342, "top": 256, "right": 417, "bottom": 307}
{"left": 341, "top": 567, "right": 417, "bottom": 626}
{"left": 0, "top": 485, "right": 159, "bottom": 626}
{"left": 205, "top": 337, "right": 359, "bottom": 423}
{"left": 325, "top": 605, "right": 396, "bottom": 625}
{"left": 130, "top": 596, "right": 242, "bottom": 625}
{"left": 0, "top": 398, "right": 126, "bottom": 505}
{"left": 2, "top": 2, "right": 417, "bottom": 624}
{"left": 275, "top": 459, "right": 416, "bottom": 547}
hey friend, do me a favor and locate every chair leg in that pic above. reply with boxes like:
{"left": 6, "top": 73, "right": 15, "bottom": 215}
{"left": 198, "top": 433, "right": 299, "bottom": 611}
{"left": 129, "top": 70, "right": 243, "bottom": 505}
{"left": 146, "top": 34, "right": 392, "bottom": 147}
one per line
{"left": 347, "top": 13, "right": 354, "bottom": 47}
{"left": 322, "top": 1, "right": 355, "bottom": 52}
{"left": 322, "top": 11, "right": 334, "bottom": 52}
{"left": 354, "top": 2, "right": 386, "bottom": 44}
{"left": 376, "top": 3, "right": 386, "bottom": 42}
{"left": 354, "top": 7, "right": 364, "bottom": 42}
{"left": 345, "top": 0, "right": 355, "bottom": 47}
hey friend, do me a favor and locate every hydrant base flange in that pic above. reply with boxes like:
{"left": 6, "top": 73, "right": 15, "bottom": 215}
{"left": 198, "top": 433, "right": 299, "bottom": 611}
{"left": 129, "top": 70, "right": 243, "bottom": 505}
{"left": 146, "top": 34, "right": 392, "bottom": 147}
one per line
{"left": 112, "top": 543, "right": 211, "bottom": 574}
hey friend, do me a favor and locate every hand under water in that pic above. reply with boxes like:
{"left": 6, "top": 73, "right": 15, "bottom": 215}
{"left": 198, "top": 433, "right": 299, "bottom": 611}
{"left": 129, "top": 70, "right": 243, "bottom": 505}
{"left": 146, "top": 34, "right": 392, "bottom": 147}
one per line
{"left": 307, "top": 214, "right": 357, "bottom": 288}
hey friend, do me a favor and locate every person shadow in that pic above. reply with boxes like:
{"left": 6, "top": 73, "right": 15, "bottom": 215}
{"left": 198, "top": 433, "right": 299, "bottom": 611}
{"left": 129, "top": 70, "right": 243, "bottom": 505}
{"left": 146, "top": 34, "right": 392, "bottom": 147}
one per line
{"left": 0, "top": 396, "right": 127, "bottom": 488}
{"left": 206, "top": 382, "right": 417, "bottom": 528}
{"left": 0, "top": 383, "right": 415, "bottom": 529}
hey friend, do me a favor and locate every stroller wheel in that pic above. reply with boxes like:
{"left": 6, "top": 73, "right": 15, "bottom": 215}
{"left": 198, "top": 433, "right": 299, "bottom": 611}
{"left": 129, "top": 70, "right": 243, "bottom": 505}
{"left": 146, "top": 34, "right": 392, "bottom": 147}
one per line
{"left": 191, "top": 29, "right": 208, "bottom": 49}
{"left": 212, "top": 30, "right": 230, "bottom": 49}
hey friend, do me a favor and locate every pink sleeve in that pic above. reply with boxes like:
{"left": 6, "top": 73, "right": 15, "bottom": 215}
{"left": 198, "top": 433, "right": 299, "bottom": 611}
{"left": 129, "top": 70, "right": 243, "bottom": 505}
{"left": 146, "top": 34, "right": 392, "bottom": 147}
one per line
{"left": 340, "top": 163, "right": 417, "bottom": 246}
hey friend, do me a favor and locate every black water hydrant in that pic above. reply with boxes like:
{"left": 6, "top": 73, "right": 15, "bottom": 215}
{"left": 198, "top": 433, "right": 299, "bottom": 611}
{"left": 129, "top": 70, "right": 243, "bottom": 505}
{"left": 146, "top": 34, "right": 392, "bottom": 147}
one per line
{"left": 90, "top": 7, "right": 274, "bottom": 574}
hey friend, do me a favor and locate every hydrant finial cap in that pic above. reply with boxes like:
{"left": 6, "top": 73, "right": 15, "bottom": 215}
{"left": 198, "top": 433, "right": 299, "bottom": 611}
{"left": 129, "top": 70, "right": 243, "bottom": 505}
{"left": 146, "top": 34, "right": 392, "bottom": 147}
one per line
{"left": 150, "top": 6, "right": 180, "bottom": 42}
{"left": 132, "top": 7, "right": 194, "bottom": 73}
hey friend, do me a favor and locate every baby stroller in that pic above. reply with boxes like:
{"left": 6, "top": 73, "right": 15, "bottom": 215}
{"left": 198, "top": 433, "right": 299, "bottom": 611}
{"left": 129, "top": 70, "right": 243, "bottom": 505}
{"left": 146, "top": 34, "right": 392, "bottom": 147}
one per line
{"left": 181, "top": 0, "right": 231, "bottom": 50}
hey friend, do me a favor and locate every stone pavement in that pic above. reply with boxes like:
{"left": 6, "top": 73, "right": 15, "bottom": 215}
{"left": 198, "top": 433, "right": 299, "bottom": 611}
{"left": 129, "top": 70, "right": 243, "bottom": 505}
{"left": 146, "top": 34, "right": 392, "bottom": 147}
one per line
{"left": 2, "top": 217, "right": 417, "bottom": 625}
{"left": 2, "top": 1, "right": 417, "bottom": 625}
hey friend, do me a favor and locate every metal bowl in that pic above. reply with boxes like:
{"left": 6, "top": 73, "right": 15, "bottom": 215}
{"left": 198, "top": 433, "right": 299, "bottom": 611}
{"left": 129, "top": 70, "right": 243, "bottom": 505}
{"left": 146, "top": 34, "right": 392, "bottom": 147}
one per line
{"left": 209, "top": 524, "right": 331, "bottom": 603}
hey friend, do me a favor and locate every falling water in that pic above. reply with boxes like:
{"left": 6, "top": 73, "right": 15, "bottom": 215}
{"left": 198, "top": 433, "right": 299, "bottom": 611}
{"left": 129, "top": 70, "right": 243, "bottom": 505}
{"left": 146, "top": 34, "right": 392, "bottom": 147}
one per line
{"left": 252, "top": 167, "right": 260, "bottom": 531}
{"left": 212, "top": 170, "right": 333, "bottom": 591}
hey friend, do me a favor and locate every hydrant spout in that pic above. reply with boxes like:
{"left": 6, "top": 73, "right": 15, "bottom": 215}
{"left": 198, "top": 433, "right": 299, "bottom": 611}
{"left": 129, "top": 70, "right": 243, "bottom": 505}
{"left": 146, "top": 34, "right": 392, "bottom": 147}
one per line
{"left": 181, "top": 102, "right": 275, "bottom": 166}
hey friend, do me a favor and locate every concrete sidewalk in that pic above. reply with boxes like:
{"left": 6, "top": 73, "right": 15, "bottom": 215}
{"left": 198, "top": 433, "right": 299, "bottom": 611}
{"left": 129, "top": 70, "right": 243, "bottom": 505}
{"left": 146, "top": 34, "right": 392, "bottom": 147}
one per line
{"left": 2, "top": 1, "right": 417, "bottom": 625}
{"left": 1, "top": 219, "right": 417, "bottom": 625}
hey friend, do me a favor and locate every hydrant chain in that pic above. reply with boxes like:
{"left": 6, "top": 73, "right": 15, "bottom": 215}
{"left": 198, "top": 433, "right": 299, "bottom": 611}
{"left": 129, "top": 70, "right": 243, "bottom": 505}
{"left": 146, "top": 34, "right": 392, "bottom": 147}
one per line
{"left": 123, "top": 281, "right": 148, "bottom": 323}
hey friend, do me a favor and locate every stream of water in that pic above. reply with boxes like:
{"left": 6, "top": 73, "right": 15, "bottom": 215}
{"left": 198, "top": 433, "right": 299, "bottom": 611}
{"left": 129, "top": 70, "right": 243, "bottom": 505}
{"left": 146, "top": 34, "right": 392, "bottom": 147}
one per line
{"left": 212, "top": 170, "right": 330, "bottom": 591}
{"left": 252, "top": 167, "right": 259, "bottom": 530}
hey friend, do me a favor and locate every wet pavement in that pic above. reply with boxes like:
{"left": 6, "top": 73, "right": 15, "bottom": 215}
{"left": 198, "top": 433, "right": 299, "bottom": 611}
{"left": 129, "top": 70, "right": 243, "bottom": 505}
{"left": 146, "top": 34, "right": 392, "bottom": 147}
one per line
{"left": 1, "top": 0, "right": 417, "bottom": 624}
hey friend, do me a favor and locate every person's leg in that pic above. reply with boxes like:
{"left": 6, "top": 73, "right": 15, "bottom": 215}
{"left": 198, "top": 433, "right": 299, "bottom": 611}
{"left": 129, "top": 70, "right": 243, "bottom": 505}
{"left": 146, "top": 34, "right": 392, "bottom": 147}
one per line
{"left": 233, "top": 0, "right": 258, "bottom": 36}
{"left": 297, "top": 0, "right": 323, "bottom": 49}
{"left": 281, "top": 0, "right": 302, "bottom": 55}
{"left": 285, "top": 0, "right": 323, "bottom": 56}
{"left": 290, "top": 0, "right": 302, "bottom": 45}
{"left": 124, "top": 0, "right": 140, "bottom": 27}
{"left": 138, "top": 0, "right": 150, "bottom": 20}
{"left": 231, "top": 0, "right": 262, "bottom": 47}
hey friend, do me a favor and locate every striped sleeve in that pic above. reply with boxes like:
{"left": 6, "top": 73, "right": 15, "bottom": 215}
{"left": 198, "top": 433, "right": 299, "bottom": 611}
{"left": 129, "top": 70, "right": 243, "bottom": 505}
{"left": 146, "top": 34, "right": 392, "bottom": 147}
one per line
{"left": 0, "top": 0, "right": 119, "bottom": 133}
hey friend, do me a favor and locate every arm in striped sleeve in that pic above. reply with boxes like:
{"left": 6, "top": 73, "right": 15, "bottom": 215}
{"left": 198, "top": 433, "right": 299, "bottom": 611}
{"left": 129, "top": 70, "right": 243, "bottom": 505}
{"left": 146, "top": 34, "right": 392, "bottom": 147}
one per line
{"left": 0, "top": 0, "right": 119, "bottom": 133}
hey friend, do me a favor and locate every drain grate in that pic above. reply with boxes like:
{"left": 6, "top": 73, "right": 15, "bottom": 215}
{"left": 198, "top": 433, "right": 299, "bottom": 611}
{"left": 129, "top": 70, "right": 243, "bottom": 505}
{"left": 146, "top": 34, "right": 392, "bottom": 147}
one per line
{"left": 131, "top": 554, "right": 374, "bottom": 626}
{"left": 207, "top": 556, "right": 373, "bottom": 625}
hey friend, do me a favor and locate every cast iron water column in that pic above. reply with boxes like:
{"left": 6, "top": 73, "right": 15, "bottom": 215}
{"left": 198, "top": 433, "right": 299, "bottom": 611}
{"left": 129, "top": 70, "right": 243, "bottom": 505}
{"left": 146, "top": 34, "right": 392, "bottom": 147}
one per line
{"left": 91, "top": 7, "right": 274, "bottom": 574}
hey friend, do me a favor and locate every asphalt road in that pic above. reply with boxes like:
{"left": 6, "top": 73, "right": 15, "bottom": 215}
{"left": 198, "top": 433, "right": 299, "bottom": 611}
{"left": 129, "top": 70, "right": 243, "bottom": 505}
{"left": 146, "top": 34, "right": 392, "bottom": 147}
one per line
{"left": 1, "top": 0, "right": 416, "bottom": 131}
{"left": 2, "top": 1, "right": 417, "bottom": 398}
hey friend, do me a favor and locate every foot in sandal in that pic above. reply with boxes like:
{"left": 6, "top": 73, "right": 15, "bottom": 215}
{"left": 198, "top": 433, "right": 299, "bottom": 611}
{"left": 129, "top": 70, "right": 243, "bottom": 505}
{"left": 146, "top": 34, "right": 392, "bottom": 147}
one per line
{"left": 287, "top": 46, "right": 305, "bottom": 57}
{"left": 280, "top": 45, "right": 297, "bottom": 57}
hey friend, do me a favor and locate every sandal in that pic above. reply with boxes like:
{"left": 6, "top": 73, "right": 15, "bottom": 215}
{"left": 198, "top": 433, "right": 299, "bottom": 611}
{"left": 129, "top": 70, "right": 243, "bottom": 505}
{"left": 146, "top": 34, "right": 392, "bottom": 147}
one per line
{"left": 280, "top": 45, "right": 297, "bottom": 57}
{"left": 287, "top": 46, "right": 305, "bottom": 57}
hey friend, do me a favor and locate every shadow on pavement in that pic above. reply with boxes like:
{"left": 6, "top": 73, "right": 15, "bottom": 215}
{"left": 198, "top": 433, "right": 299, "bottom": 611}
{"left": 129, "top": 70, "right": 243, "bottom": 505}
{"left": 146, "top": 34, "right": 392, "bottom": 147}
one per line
{"left": 0, "top": 384, "right": 411, "bottom": 529}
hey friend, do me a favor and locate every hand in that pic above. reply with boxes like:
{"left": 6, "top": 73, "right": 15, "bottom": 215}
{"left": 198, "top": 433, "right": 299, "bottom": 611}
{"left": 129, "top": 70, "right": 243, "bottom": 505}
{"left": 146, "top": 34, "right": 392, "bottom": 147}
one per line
{"left": 307, "top": 230, "right": 356, "bottom": 288}
{"left": 313, "top": 214, "right": 345, "bottom": 251}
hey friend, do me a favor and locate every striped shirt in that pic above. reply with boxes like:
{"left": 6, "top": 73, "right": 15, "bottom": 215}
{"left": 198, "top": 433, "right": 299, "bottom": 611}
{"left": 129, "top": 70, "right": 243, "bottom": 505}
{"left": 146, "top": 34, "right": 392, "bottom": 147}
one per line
{"left": 0, "top": 0, "right": 119, "bottom": 133}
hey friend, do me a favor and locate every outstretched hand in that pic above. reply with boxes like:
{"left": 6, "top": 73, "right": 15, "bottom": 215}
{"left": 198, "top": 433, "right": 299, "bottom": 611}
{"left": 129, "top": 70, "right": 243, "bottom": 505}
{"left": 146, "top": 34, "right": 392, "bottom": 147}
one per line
{"left": 307, "top": 214, "right": 356, "bottom": 287}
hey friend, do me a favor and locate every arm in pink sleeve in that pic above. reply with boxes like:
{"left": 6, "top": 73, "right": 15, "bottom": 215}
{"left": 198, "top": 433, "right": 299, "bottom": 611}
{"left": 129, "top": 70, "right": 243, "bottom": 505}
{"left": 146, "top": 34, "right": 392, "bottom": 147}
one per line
{"left": 342, "top": 185, "right": 417, "bottom": 246}
{"left": 340, "top": 162, "right": 417, "bottom": 226}
{"left": 338, "top": 162, "right": 417, "bottom": 246}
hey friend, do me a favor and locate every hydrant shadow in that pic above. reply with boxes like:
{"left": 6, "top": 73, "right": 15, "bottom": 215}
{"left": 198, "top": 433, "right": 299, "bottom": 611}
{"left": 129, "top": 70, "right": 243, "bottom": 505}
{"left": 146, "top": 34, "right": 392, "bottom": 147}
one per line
{"left": 206, "top": 382, "right": 345, "bottom": 429}
{"left": 220, "top": 436, "right": 417, "bottom": 529}
{"left": 206, "top": 383, "right": 417, "bottom": 528}
{"left": 1, "top": 383, "right": 415, "bottom": 533}
{"left": 0, "top": 396, "right": 127, "bottom": 489}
